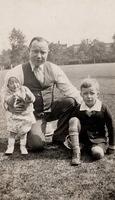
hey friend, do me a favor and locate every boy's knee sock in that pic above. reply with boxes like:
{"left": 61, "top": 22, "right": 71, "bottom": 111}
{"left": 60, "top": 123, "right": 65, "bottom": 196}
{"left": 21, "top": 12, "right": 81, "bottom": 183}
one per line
{"left": 69, "top": 134, "right": 81, "bottom": 165}
{"left": 69, "top": 117, "right": 81, "bottom": 165}
{"left": 69, "top": 117, "right": 81, "bottom": 149}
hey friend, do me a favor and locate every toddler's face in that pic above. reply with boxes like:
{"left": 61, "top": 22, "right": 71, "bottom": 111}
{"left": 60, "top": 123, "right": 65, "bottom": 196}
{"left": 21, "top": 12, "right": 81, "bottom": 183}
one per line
{"left": 7, "top": 77, "right": 20, "bottom": 92}
{"left": 81, "top": 86, "right": 99, "bottom": 108}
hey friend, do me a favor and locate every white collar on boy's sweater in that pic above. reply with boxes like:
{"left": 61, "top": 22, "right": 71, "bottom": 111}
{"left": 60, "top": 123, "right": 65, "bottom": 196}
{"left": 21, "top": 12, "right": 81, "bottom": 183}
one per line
{"left": 80, "top": 99, "right": 102, "bottom": 112}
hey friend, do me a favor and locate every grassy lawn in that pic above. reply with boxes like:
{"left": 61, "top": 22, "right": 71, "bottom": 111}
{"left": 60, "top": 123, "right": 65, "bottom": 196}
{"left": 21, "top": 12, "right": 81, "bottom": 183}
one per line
{"left": 0, "top": 63, "right": 115, "bottom": 200}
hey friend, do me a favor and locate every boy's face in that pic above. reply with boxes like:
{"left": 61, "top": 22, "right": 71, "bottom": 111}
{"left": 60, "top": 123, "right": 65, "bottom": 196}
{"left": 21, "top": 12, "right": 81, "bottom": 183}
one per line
{"left": 7, "top": 77, "right": 20, "bottom": 92}
{"left": 81, "top": 86, "right": 99, "bottom": 108}
{"left": 29, "top": 40, "right": 49, "bottom": 67}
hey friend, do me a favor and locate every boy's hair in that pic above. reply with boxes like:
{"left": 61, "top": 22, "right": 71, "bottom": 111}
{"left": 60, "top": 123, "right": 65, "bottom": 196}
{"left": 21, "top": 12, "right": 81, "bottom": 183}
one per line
{"left": 80, "top": 78, "right": 100, "bottom": 91}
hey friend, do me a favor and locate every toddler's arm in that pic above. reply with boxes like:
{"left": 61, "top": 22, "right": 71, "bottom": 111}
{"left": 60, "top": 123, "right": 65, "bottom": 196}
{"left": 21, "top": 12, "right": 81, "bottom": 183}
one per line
{"left": 2, "top": 93, "right": 15, "bottom": 111}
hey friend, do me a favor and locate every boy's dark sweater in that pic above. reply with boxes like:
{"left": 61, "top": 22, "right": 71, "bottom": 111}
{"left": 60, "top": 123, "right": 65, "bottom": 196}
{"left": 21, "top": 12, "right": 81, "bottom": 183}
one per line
{"left": 73, "top": 103, "right": 115, "bottom": 146}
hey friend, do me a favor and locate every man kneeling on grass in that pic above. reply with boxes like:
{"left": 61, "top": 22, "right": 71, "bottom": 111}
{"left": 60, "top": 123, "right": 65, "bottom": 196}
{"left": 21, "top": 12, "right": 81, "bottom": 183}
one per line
{"left": 2, "top": 36, "right": 82, "bottom": 152}
{"left": 64, "top": 78, "right": 115, "bottom": 165}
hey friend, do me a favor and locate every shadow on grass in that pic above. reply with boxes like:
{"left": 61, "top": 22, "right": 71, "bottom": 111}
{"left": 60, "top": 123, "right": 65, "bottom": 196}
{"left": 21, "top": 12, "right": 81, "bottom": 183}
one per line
{"left": 0, "top": 137, "right": 93, "bottom": 163}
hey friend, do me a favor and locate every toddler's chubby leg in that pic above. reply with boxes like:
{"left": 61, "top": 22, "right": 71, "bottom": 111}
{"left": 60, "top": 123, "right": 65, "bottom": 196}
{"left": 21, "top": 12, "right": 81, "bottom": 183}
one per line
{"left": 5, "top": 132, "right": 15, "bottom": 155}
{"left": 20, "top": 134, "right": 28, "bottom": 155}
{"left": 69, "top": 117, "right": 81, "bottom": 165}
{"left": 91, "top": 145, "right": 104, "bottom": 160}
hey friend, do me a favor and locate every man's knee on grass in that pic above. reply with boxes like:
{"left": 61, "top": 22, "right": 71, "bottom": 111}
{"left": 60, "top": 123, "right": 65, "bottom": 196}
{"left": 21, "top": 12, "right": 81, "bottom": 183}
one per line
{"left": 91, "top": 145, "right": 104, "bottom": 160}
{"left": 27, "top": 121, "right": 45, "bottom": 151}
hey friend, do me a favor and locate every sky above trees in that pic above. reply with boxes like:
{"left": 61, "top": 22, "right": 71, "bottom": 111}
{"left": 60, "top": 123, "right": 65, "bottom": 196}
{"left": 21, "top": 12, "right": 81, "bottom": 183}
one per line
{"left": 0, "top": 0, "right": 115, "bottom": 52}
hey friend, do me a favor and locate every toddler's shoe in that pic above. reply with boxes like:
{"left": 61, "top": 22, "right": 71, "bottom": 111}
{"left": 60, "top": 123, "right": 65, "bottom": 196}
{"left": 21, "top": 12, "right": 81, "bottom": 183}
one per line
{"left": 20, "top": 146, "right": 28, "bottom": 155}
{"left": 5, "top": 146, "right": 14, "bottom": 155}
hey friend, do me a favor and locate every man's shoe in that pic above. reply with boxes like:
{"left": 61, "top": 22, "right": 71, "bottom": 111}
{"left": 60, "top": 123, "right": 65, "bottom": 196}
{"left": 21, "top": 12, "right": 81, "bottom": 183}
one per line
{"left": 71, "top": 156, "right": 81, "bottom": 165}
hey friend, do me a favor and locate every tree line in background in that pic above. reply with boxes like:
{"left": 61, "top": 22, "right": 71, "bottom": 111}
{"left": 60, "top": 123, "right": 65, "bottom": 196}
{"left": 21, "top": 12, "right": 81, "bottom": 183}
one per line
{"left": 0, "top": 28, "right": 115, "bottom": 69}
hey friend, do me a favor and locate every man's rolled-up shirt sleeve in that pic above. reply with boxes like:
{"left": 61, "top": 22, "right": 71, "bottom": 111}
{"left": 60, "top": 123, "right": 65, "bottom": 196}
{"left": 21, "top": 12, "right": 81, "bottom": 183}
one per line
{"left": 52, "top": 64, "right": 82, "bottom": 104}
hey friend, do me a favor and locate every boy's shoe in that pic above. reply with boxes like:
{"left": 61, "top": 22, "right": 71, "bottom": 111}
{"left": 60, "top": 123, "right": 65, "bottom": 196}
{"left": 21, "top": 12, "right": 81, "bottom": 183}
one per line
{"left": 5, "top": 146, "right": 14, "bottom": 155}
{"left": 71, "top": 148, "right": 81, "bottom": 166}
{"left": 20, "top": 146, "right": 28, "bottom": 155}
{"left": 71, "top": 154, "right": 81, "bottom": 165}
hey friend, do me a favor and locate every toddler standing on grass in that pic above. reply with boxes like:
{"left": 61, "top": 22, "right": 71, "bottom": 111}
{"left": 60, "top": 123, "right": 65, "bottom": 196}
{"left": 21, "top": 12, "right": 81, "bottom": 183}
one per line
{"left": 1, "top": 76, "right": 36, "bottom": 155}
{"left": 65, "top": 78, "right": 115, "bottom": 165}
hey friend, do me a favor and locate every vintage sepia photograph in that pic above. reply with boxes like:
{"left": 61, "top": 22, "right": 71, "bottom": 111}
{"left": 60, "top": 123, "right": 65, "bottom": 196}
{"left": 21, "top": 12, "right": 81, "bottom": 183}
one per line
{"left": 0, "top": 0, "right": 115, "bottom": 199}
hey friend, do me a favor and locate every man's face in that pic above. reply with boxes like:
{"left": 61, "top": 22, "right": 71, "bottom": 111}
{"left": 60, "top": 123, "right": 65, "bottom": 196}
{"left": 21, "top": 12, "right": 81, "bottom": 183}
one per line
{"left": 81, "top": 86, "right": 99, "bottom": 108}
{"left": 29, "top": 40, "right": 49, "bottom": 67}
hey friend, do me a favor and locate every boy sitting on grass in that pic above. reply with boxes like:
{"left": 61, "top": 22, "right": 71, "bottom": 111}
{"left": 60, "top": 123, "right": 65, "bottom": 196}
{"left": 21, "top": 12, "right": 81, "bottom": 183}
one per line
{"left": 1, "top": 76, "right": 36, "bottom": 155}
{"left": 65, "top": 78, "right": 115, "bottom": 165}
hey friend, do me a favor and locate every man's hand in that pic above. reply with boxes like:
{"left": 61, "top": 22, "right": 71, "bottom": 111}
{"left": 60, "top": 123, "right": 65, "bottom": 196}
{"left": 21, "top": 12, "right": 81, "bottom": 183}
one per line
{"left": 8, "top": 104, "right": 26, "bottom": 114}
{"left": 106, "top": 147, "right": 115, "bottom": 155}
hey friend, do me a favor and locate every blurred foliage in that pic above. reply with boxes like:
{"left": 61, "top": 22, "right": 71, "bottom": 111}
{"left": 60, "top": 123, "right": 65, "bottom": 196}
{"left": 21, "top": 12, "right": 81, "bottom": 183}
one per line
{"left": 9, "top": 28, "right": 29, "bottom": 67}
{"left": 0, "top": 29, "right": 115, "bottom": 69}
{"left": 0, "top": 49, "right": 11, "bottom": 69}
{"left": 0, "top": 28, "right": 29, "bottom": 69}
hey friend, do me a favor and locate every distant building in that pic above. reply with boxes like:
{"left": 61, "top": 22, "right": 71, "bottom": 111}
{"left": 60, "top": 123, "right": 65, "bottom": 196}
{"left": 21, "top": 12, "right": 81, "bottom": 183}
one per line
{"left": 57, "top": 41, "right": 67, "bottom": 50}
{"left": 104, "top": 42, "right": 112, "bottom": 52}
{"left": 71, "top": 44, "right": 80, "bottom": 53}
{"left": 67, "top": 44, "right": 80, "bottom": 54}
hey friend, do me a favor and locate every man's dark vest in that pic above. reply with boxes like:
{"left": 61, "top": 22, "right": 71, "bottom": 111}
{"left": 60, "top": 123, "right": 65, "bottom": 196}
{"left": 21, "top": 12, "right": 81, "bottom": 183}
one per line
{"left": 22, "top": 62, "right": 55, "bottom": 113}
